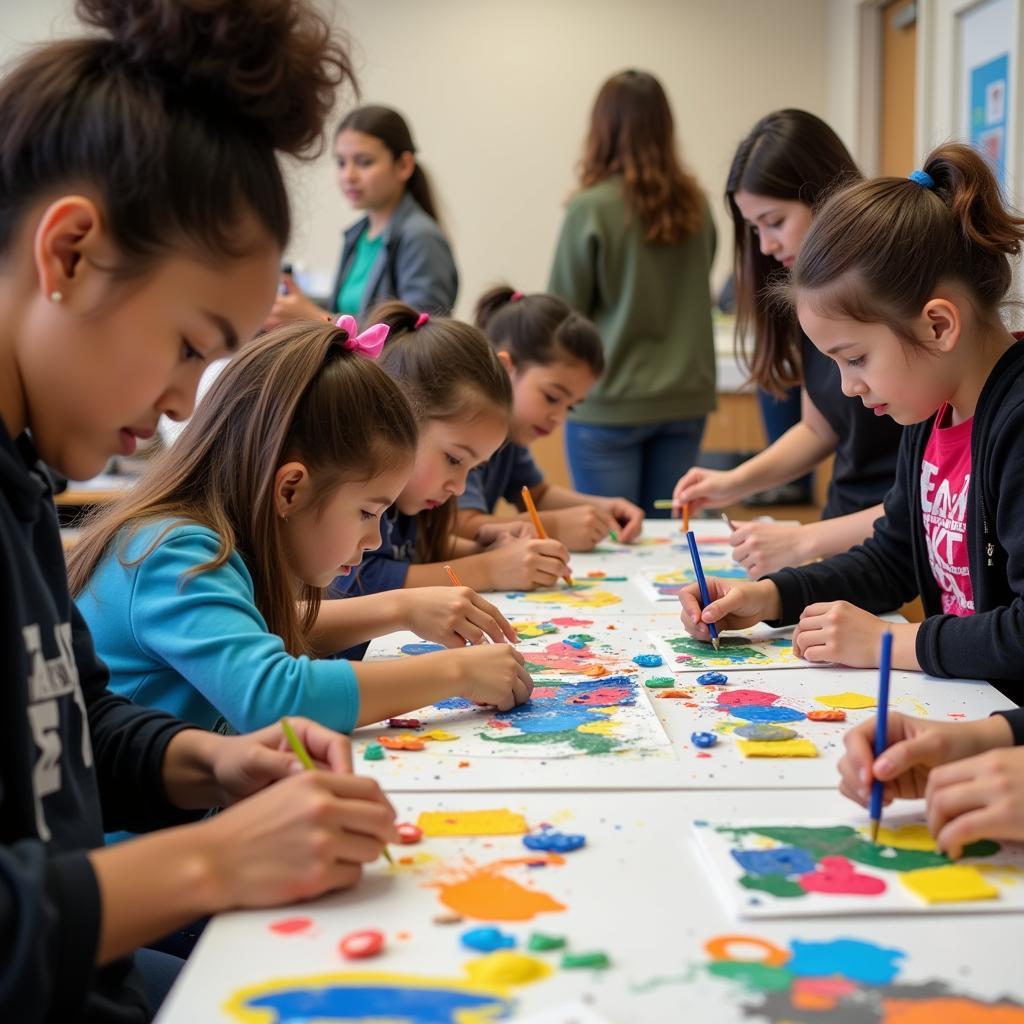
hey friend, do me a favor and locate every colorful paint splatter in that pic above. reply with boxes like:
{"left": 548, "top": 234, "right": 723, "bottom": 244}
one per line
{"left": 638, "top": 563, "right": 748, "bottom": 602}
{"left": 649, "top": 630, "right": 799, "bottom": 672}
{"left": 702, "top": 933, "right": 1024, "bottom": 1022}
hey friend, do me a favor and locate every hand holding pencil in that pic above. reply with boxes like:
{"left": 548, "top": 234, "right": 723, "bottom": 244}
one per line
{"left": 521, "top": 486, "right": 574, "bottom": 586}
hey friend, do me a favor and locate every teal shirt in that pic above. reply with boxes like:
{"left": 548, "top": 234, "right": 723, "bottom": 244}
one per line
{"left": 336, "top": 230, "right": 384, "bottom": 315}
{"left": 77, "top": 520, "right": 360, "bottom": 735}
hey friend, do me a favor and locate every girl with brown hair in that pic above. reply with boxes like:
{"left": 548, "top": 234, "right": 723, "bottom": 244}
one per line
{"left": 681, "top": 143, "right": 1024, "bottom": 701}
{"left": 330, "top": 302, "right": 572, "bottom": 604}
{"left": 72, "top": 322, "right": 533, "bottom": 736}
{"left": 672, "top": 110, "right": 903, "bottom": 578}
{"left": 268, "top": 104, "right": 458, "bottom": 324}
{"left": 548, "top": 69, "right": 716, "bottom": 517}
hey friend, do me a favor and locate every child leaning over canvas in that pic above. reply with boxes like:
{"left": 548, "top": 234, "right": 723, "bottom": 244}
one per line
{"left": 679, "top": 144, "right": 1024, "bottom": 697}
{"left": 71, "top": 321, "right": 534, "bottom": 735}
{"left": 454, "top": 286, "right": 644, "bottom": 550}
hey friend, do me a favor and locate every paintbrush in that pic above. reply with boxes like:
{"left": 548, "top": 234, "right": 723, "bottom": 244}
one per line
{"left": 280, "top": 717, "right": 394, "bottom": 866}
{"left": 721, "top": 511, "right": 737, "bottom": 532}
{"left": 520, "top": 485, "right": 573, "bottom": 587}
{"left": 869, "top": 631, "right": 894, "bottom": 844}
{"left": 686, "top": 529, "right": 720, "bottom": 652}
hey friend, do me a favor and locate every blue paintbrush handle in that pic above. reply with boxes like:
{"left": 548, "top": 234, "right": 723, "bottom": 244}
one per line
{"left": 869, "top": 631, "right": 894, "bottom": 830}
{"left": 686, "top": 530, "right": 719, "bottom": 644}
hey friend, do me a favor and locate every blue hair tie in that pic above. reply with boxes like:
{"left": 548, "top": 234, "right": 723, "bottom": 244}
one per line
{"left": 908, "top": 169, "right": 935, "bottom": 189}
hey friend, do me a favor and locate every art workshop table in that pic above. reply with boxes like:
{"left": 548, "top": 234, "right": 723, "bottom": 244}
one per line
{"left": 156, "top": 518, "right": 1024, "bottom": 1023}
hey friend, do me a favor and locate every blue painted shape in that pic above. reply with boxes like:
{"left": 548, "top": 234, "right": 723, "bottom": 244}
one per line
{"left": 563, "top": 639, "right": 586, "bottom": 649}
{"left": 734, "top": 723, "right": 798, "bottom": 741}
{"left": 697, "top": 671, "right": 728, "bottom": 685}
{"left": 523, "top": 829, "right": 586, "bottom": 853}
{"left": 492, "top": 675, "right": 637, "bottom": 736}
{"left": 731, "top": 846, "right": 815, "bottom": 877}
{"left": 400, "top": 642, "right": 446, "bottom": 656}
{"left": 242, "top": 982, "right": 512, "bottom": 1022}
{"left": 788, "top": 938, "right": 905, "bottom": 985}
{"left": 434, "top": 696, "right": 474, "bottom": 711}
{"left": 691, "top": 731, "right": 718, "bottom": 749}
{"left": 728, "top": 704, "right": 806, "bottom": 723}
{"left": 632, "top": 653, "right": 664, "bottom": 667}
{"left": 460, "top": 926, "right": 516, "bottom": 953}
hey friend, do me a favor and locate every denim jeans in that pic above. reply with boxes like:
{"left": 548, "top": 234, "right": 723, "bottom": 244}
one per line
{"left": 565, "top": 418, "right": 706, "bottom": 517}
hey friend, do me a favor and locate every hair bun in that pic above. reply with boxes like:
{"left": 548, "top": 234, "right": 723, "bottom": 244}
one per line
{"left": 77, "top": 0, "right": 355, "bottom": 155}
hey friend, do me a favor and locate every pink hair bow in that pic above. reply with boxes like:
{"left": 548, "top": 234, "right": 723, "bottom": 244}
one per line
{"left": 335, "top": 314, "right": 389, "bottom": 359}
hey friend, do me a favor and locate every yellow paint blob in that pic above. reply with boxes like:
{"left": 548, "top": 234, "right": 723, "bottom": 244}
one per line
{"left": 737, "top": 738, "right": 818, "bottom": 758}
{"left": 978, "top": 864, "right": 1024, "bottom": 885}
{"left": 522, "top": 589, "right": 622, "bottom": 609}
{"left": 511, "top": 621, "right": 552, "bottom": 639}
{"left": 464, "top": 952, "right": 552, "bottom": 987}
{"left": 578, "top": 719, "right": 619, "bottom": 736}
{"left": 423, "top": 730, "right": 457, "bottom": 742}
{"left": 901, "top": 864, "right": 1000, "bottom": 904}
{"left": 862, "top": 823, "right": 938, "bottom": 851}
{"left": 417, "top": 809, "right": 528, "bottom": 837}
{"left": 815, "top": 691, "right": 877, "bottom": 710}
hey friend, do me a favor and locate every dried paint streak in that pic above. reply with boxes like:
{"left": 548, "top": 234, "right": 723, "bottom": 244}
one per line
{"left": 432, "top": 855, "right": 567, "bottom": 922}
{"left": 900, "top": 864, "right": 1000, "bottom": 904}
{"left": 720, "top": 825, "right": 1000, "bottom": 872}
{"left": 417, "top": 810, "right": 528, "bottom": 837}
{"left": 737, "top": 738, "right": 818, "bottom": 758}
{"left": 815, "top": 691, "right": 877, "bottom": 710}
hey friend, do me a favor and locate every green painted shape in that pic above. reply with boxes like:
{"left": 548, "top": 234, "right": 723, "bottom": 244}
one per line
{"left": 644, "top": 677, "right": 676, "bottom": 688}
{"left": 566, "top": 633, "right": 596, "bottom": 643}
{"left": 665, "top": 634, "right": 775, "bottom": 662}
{"left": 527, "top": 932, "right": 567, "bottom": 952}
{"left": 562, "top": 951, "right": 611, "bottom": 969}
{"left": 481, "top": 727, "right": 619, "bottom": 755}
{"left": 720, "top": 825, "right": 1000, "bottom": 872}
{"left": 739, "top": 873, "right": 806, "bottom": 899}
{"left": 707, "top": 961, "right": 793, "bottom": 993}
{"left": 362, "top": 743, "right": 384, "bottom": 761}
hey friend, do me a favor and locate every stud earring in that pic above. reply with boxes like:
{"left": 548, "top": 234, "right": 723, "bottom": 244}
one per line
{"left": 50, "top": 290, "right": 63, "bottom": 303}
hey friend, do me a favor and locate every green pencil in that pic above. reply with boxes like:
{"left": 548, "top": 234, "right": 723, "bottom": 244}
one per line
{"left": 652, "top": 499, "right": 675, "bottom": 509}
{"left": 280, "top": 717, "right": 394, "bottom": 865}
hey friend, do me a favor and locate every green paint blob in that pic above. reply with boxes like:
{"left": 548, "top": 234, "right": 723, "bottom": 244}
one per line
{"left": 562, "top": 951, "right": 611, "bottom": 969}
{"left": 644, "top": 677, "right": 676, "bottom": 688}
{"left": 707, "top": 961, "right": 793, "bottom": 993}
{"left": 567, "top": 633, "right": 596, "bottom": 643}
{"left": 527, "top": 932, "right": 567, "bottom": 952}
{"left": 483, "top": 727, "right": 619, "bottom": 754}
{"left": 665, "top": 634, "right": 778, "bottom": 663}
{"left": 362, "top": 743, "right": 384, "bottom": 761}
{"left": 739, "top": 873, "right": 806, "bottom": 899}
{"left": 720, "top": 825, "right": 1000, "bottom": 873}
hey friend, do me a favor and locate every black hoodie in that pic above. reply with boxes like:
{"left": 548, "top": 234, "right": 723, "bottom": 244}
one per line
{"left": 767, "top": 339, "right": 1024, "bottom": 701}
{"left": 0, "top": 421, "right": 200, "bottom": 1022}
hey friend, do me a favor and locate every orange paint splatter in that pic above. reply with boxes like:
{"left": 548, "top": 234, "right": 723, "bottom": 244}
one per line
{"left": 881, "top": 998, "right": 1024, "bottom": 1023}
{"left": 377, "top": 735, "right": 425, "bottom": 751}
{"left": 431, "top": 855, "right": 566, "bottom": 922}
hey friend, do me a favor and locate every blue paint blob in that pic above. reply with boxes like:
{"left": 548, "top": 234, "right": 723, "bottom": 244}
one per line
{"left": 523, "top": 829, "right": 586, "bottom": 853}
{"left": 460, "top": 926, "right": 516, "bottom": 953}
{"left": 563, "top": 639, "right": 586, "bottom": 649}
{"left": 493, "top": 675, "right": 637, "bottom": 736}
{"left": 400, "top": 642, "right": 446, "bottom": 656}
{"left": 727, "top": 704, "right": 806, "bottom": 723}
{"left": 243, "top": 982, "right": 511, "bottom": 1022}
{"left": 734, "top": 723, "right": 798, "bottom": 741}
{"left": 632, "top": 653, "right": 664, "bottom": 668}
{"left": 731, "top": 846, "right": 815, "bottom": 877}
{"left": 697, "top": 671, "right": 728, "bottom": 685}
{"left": 691, "top": 731, "right": 718, "bottom": 749}
{"left": 433, "top": 696, "right": 474, "bottom": 711}
{"left": 788, "top": 938, "right": 905, "bottom": 985}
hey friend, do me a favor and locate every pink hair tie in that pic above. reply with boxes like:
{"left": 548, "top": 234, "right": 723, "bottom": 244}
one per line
{"left": 510, "top": 290, "right": 524, "bottom": 302}
{"left": 334, "top": 314, "right": 389, "bottom": 359}
{"left": 414, "top": 312, "right": 430, "bottom": 329}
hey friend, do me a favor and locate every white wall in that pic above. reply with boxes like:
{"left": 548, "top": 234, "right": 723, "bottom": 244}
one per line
{"left": 0, "top": 0, "right": 833, "bottom": 316}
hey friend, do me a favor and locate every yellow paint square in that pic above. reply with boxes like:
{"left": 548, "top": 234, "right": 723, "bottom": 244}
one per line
{"left": 815, "top": 691, "right": 877, "bottom": 710}
{"left": 417, "top": 809, "right": 529, "bottom": 837}
{"left": 737, "top": 738, "right": 819, "bottom": 758}
{"left": 900, "top": 864, "right": 999, "bottom": 904}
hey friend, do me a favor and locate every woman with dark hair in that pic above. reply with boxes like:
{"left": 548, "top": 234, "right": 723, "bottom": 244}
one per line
{"left": 548, "top": 70, "right": 716, "bottom": 517}
{"left": 673, "top": 109, "right": 903, "bottom": 577}
{"left": 269, "top": 104, "right": 458, "bottom": 323}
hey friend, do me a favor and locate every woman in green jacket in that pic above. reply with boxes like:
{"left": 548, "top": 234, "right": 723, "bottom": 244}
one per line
{"left": 548, "top": 69, "right": 716, "bottom": 516}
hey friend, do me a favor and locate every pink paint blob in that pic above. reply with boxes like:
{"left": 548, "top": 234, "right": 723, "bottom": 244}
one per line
{"left": 549, "top": 617, "right": 593, "bottom": 627}
{"left": 715, "top": 689, "right": 780, "bottom": 708}
{"left": 566, "top": 686, "right": 631, "bottom": 706}
{"left": 269, "top": 916, "right": 313, "bottom": 935}
{"left": 530, "top": 687, "right": 558, "bottom": 699}
{"left": 486, "top": 719, "right": 512, "bottom": 729}
{"left": 798, "top": 856, "right": 887, "bottom": 896}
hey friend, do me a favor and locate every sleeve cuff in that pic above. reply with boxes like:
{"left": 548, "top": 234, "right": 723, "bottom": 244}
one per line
{"left": 993, "top": 708, "right": 1024, "bottom": 746}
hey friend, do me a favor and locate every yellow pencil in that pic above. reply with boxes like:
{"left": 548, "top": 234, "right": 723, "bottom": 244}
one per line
{"left": 520, "top": 485, "right": 573, "bottom": 586}
{"left": 280, "top": 717, "right": 394, "bottom": 865}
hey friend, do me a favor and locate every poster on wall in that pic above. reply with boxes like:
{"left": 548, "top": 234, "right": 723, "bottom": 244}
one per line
{"left": 969, "top": 52, "right": 1008, "bottom": 187}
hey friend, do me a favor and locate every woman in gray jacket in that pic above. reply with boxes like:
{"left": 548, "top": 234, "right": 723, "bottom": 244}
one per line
{"left": 269, "top": 105, "right": 458, "bottom": 323}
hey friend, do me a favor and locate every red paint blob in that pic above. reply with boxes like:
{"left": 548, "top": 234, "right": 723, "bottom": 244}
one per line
{"left": 340, "top": 929, "right": 385, "bottom": 959}
{"left": 388, "top": 717, "right": 421, "bottom": 729}
{"left": 396, "top": 823, "right": 423, "bottom": 845}
{"left": 269, "top": 916, "right": 312, "bottom": 935}
{"left": 798, "top": 856, "right": 886, "bottom": 896}
{"left": 715, "top": 689, "right": 780, "bottom": 708}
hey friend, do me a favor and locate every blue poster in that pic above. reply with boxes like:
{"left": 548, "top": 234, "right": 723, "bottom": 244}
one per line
{"left": 969, "top": 53, "right": 1009, "bottom": 188}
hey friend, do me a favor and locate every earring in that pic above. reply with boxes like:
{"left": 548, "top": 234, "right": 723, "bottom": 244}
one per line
{"left": 50, "top": 290, "right": 63, "bottom": 303}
